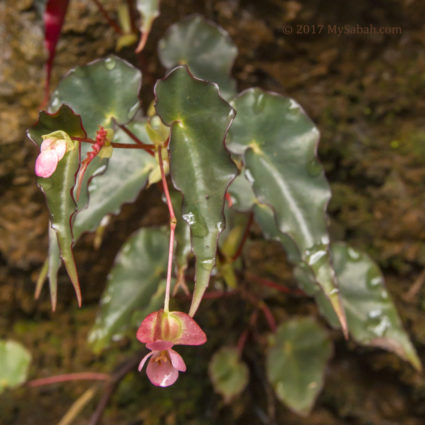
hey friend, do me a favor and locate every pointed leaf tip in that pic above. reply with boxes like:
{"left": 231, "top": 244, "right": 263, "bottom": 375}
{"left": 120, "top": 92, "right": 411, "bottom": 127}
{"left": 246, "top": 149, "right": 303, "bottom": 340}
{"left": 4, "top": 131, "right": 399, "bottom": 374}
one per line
{"left": 27, "top": 106, "right": 85, "bottom": 310}
{"left": 295, "top": 242, "right": 421, "bottom": 370}
{"left": 155, "top": 66, "right": 237, "bottom": 318}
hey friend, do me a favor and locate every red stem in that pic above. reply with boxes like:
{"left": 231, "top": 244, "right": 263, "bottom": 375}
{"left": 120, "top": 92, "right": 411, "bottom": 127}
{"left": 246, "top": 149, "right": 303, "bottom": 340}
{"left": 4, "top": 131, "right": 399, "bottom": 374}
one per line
{"left": 259, "top": 302, "right": 277, "bottom": 332}
{"left": 246, "top": 272, "right": 305, "bottom": 296}
{"left": 125, "top": 0, "right": 138, "bottom": 34}
{"left": 237, "top": 310, "right": 258, "bottom": 355}
{"left": 91, "top": 0, "right": 123, "bottom": 35}
{"left": 239, "top": 288, "right": 276, "bottom": 332}
{"left": 89, "top": 355, "right": 140, "bottom": 425}
{"left": 73, "top": 137, "right": 155, "bottom": 155}
{"left": 27, "top": 372, "right": 110, "bottom": 388}
{"left": 231, "top": 212, "right": 254, "bottom": 261}
{"left": 114, "top": 122, "right": 152, "bottom": 149}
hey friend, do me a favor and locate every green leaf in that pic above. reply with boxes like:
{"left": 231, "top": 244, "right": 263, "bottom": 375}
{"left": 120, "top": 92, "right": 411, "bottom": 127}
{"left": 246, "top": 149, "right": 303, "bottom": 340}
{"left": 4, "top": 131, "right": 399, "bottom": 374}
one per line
{"left": 209, "top": 347, "right": 249, "bottom": 402}
{"left": 266, "top": 317, "right": 332, "bottom": 416}
{"left": 74, "top": 144, "right": 109, "bottom": 213}
{"left": 0, "top": 340, "right": 31, "bottom": 393}
{"left": 227, "top": 88, "right": 347, "bottom": 334}
{"left": 217, "top": 207, "right": 249, "bottom": 288}
{"left": 27, "top": 105, "right": 85, "bottom": 306}
{"left": 50, "top": 56, "right": 142, "bottom": 137}
{"left": 73, "top": 122, "right": 156, "bottom": 240}
{"left": 295, "top": 243, "right": 422, "bottom": 371}
{"left": 253, "top": 203, "right": 301, "bottom": 264}
{"left": 158, "top": 15, "right": 237, "bottom": 99}
{"left": 227, "top": 171, "right": 257, "bottom": 213}
{"left": 47, "top": 225, "right": 61, "bottom": 311}
{"left": 88, "top": 227, "right": 168, "bottom": 353}
{"left": 155, "top": 66, "right": 237, "bottom": 316}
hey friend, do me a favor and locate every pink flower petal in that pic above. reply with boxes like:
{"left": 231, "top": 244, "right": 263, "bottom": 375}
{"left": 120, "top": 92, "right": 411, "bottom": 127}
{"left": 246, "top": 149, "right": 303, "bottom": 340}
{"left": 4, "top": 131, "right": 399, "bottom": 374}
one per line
{"left": 137, "top": 310, "right": 207, "bottom": 346}
{"left": 138, "top": 351, "right": 153, "bottom": 372}
{"left": 170, "top": 311, "right": 207, "bottom": 346}
{"left": 35, "top": 150, "right": 59, "bottom": 178}
{"left": 146, "top": 340, "right": 174, "bottom": 351}
{"left": 54, "top": 139, "right": 67, "bottom": 160}
{"left": 146, "top": 353, "right": 179, "bottom": 387}
{"left": 40, "top": 137, "right": 56, "bottom": 151}
{"left": 168, "top": 349, "right": 187, "bottom": 372}
{"left": 137, "top": 311, "right": 160, "bottom": 344}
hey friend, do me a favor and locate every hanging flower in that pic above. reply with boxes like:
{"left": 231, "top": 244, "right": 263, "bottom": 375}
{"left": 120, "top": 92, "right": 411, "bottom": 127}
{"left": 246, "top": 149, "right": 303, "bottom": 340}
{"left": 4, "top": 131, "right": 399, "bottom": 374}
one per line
{"left": 137, "top": 310, "right": 207, "bottom": 387}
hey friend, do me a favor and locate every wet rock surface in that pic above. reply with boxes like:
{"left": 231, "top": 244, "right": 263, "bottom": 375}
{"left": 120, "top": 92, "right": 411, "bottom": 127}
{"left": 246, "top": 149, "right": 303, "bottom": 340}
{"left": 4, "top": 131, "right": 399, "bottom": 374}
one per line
{"left": 1, "top": 0, "right": 425, "bottom": 423}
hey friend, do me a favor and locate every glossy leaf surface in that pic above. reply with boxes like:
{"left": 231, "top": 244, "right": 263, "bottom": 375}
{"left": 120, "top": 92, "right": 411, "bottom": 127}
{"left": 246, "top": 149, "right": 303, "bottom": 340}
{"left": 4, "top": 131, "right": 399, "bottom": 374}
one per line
{"left": 47, "top": 225, "right": 61, "bottom": 311}
{"left": 155, "top": 66, "right": 237, "bottom": 316}
{"left": 266, "top": 317, "right": 332, "bottom": 415}
{"left": 295, "top": 243, "right": 421, "bottom": 370}
{"left": 74, "top": 143, "right": 109, "bottom": 213}
{"left": 50, "top": 56, "right": 142, "bottom": 137}
{"left": 158, "top": 15, "right": 237, "bottom": 99}
{"left": 253, "top": 203, "right": 301, "bottom": 264}
{"left": 89, "top": 227, "right": 168, "bottom": 353}
{"left": 227, "top": 88, "right": 346, "bottom": 333}
{"left": 209, "top": 347, "right": 249, "bottom": 402}
{"left": 227, "top": 171, "right": 257, "bottom": 213}
{"left": 73, "top": 123, "right": 156, "bottom": 239}
{"left": 0, "top": 340, "right": 31, "bottom": 393}
{"left": 27, "top": 106, "right": 85, "bottom": 306}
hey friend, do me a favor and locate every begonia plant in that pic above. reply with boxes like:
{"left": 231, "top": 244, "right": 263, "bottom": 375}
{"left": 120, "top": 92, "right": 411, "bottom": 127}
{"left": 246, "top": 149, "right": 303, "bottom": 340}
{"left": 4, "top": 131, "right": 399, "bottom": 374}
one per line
{"left": 18, "top": 1, "right": 421, "bottom": 422}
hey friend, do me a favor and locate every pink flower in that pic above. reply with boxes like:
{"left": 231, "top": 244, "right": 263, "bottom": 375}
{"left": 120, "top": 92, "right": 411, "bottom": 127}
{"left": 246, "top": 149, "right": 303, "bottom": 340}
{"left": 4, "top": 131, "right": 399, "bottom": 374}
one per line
{"left": 137, "top": 310, "right": 207, "bottom": 387}
{"left": 35, "top": 137, "right": 67, "bottom": 178}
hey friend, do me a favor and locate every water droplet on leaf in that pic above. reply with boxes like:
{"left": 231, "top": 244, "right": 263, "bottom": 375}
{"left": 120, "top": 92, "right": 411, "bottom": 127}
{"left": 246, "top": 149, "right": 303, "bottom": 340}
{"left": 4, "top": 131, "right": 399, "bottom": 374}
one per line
{"left": 347, "top": 247, "right": 361, "bottom": 261}
{"left": 182, "top": 212, "right": 195, "bottom": 225}
{"left": 104, "top": 57, "right": 116, "bottom": 70}
{"left": 366, "top": 268, "right": 382, "bottom": 289}
{"left": 244, "top": 169, "right": 255, "bottom": 185}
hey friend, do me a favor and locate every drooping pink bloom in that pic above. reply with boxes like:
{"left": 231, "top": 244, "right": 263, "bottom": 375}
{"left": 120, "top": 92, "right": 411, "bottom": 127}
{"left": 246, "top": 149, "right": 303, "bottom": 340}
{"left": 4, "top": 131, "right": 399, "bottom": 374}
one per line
{"left": 35, "top": 137, "right": 67, "bottom": 178}
{"left": 137, "top": 310, "right": 206, "bottom": 387}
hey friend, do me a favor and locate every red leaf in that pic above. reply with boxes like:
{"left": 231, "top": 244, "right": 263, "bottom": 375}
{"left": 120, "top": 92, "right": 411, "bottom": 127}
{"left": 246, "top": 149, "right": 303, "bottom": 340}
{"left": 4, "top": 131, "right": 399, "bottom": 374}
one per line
{"left": 43, "top": 0, "right": 70, "bottom": 105}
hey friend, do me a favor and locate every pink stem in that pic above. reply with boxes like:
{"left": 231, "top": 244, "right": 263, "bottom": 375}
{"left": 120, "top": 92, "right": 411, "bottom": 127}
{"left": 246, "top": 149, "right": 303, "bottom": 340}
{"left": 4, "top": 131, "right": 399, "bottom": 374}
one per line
{"left": 158, "top": 144, "right": 176, "bottom": 312}
{"left": 135, "top": 30, "right": 149, "bottom": 53}
{"left": 27, "top": 372, "right": 110, "bottom": 388}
